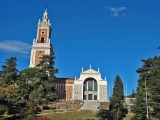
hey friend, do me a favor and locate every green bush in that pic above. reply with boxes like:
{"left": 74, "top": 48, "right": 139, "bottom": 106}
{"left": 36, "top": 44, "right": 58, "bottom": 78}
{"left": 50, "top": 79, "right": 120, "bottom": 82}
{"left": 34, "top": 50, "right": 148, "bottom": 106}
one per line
{"left": 0, "top": 105, "right": 7, "bottom": 115}
{"left": 35, "top": 107, "right": 42, "bottom": 113}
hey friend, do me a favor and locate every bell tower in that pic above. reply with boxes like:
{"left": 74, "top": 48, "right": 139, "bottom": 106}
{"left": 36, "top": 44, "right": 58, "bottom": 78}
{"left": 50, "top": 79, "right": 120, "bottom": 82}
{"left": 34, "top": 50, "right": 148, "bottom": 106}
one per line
{"left": 29, "top": 9, "right": 53, "bottom": 67}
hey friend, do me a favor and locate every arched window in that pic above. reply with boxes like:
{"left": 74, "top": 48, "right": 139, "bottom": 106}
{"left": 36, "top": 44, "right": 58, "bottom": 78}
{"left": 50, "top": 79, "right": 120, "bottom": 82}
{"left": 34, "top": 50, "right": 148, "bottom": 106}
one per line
{"left": 83, "top": 78, "right": 97, "bottom": 91}
{"left": 41, "top": 37, "right": 44, "bottom": 43}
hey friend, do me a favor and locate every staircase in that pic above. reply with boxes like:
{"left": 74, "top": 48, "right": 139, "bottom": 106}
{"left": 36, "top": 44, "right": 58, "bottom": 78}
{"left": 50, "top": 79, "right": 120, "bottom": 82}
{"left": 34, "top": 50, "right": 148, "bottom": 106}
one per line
{"left": 81, "top": 100, "right": 100, "bottom": 111}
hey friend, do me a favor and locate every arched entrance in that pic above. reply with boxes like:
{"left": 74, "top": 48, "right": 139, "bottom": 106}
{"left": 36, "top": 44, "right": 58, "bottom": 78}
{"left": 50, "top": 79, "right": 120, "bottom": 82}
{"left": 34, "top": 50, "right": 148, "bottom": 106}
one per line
{"left": 83, "top": 78, "right": 98, "bottom": 100}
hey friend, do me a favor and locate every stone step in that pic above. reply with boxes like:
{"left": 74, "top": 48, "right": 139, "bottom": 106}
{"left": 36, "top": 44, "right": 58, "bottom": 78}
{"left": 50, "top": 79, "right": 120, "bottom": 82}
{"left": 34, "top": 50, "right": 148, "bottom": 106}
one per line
{"left": 81, "top": 100, "right": 100, "bottom": 111}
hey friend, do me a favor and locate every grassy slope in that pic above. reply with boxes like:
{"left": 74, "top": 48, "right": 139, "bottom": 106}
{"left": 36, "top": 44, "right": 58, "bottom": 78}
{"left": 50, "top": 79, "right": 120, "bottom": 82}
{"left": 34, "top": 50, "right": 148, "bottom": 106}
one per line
{"left": 42, "top": 110, "right": 101, "bottom": 120}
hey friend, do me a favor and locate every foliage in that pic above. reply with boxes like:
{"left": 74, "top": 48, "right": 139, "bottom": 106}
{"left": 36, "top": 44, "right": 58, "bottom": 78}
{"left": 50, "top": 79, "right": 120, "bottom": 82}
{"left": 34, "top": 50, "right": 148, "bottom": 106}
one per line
{"left": 96, "top": 109, "right": 111, "bottom": 120}
{"left": 0, "top": 57, "right": 36, "bottom": 119}
{"left": 128, "top": 89, "right": 136, "bottom": 98}
{"left": 0, "top": 105, "right": 7, "bottom": 115}
{"left": 29, "top": 55, "right": 58, "bottom": 104}
{"left": 109, "top": 75, "right": 126, "bottom": 120}
{"left": 17, "top": 68, "right": 39, "bottom": 101}
{"left": 0, "top": 85, "right": 17, "bottom": 107}
{"left": 6, "top": 87, "right": 33, "bottom": 119}
{"left": 132, "top": 57, "right": 160, "bottom": 119}
{"left": 20, "top": 67, "right": 39, "bottom": 79}
{"left": 1, "top": 57, "right": 18, "bottom": 86}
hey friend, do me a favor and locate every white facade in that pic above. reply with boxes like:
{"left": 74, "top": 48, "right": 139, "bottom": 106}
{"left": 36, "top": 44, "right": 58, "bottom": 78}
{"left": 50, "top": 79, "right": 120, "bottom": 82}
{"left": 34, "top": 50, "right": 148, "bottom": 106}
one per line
{"left": 73, "top": 65, "right": 108, "bottom": 102}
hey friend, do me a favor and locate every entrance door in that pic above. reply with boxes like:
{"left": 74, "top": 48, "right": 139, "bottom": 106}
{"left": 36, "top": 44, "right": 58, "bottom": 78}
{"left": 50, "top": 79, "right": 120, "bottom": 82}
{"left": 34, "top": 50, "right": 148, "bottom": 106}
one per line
{"left": 88, "top": 94, "right": 92, "bottom": 100}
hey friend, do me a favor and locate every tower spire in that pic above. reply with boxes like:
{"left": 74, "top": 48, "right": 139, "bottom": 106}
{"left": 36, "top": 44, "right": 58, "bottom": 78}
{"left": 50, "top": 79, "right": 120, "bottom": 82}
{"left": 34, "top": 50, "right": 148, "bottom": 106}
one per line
{"left": 45, "top": 3, "right": 48, "bottom": 12}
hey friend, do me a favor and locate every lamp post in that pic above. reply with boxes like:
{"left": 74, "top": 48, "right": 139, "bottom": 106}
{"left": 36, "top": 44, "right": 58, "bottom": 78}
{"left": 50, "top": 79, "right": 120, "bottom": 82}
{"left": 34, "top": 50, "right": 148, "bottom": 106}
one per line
{"left": 145, "top": 75, "right": 149, "bottom": 119}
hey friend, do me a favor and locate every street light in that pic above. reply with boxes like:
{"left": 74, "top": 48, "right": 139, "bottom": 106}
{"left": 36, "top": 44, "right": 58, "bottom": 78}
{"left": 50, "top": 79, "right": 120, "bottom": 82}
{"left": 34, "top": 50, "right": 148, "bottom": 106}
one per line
{"left": 145, "top": 73, "right": 149, "bottom": 119}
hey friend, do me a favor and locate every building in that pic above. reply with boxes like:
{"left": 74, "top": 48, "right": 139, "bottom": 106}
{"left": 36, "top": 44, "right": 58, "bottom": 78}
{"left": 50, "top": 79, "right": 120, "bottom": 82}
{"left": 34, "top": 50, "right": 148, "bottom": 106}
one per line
{"left": 30, "top": 10, "right": 108, "bottom": 102}
{"left": 55, "top": 66, "right": 108, "bottom": 101}
{"left": 29, "top": 9, "right": 53, "bottom": 67}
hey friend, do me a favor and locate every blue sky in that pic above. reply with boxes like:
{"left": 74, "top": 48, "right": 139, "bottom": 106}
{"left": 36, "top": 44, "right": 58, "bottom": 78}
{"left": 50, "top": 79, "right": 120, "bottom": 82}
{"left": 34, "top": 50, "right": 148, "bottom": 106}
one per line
{"left": 0, "top": 0, "right": 160, "bottom": 95}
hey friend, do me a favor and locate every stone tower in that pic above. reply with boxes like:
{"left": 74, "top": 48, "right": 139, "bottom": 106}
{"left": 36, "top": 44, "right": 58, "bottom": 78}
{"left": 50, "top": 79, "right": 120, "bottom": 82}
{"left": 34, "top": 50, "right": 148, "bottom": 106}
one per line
{"left": 29, "top": 9, "right": 53, "bottom": 67}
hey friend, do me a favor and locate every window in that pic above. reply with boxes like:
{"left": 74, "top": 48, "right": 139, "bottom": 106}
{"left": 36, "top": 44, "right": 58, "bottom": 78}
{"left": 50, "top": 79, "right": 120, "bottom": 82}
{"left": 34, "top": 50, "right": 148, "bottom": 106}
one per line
{"left": 88, "top": 94, "right": 92, "bottom": 100}
{"left": 88, "top": 80, "right": 93, "bottom": 91}
{"left": 38, "top": 57, "right": 42, "bottom": 60}
{"left": 41, "top": 31, "right": 45, "bottom": 34}
{"left": 83, "top": 95, "right": 86, "bottom": 100}
{"left": 83, "top": 81, "right": 87, "bottom": 91}
{"left": 94, "top": 80, "right": 97, "bottom": 91}
{"left": 39, "top": 51, "right": 42, "bottom": 53}
{"left": 94, "top": 95, "right": 97, "bottom": 100}
{"left": 41, "top": 37, "right": 44, "bottom": 43}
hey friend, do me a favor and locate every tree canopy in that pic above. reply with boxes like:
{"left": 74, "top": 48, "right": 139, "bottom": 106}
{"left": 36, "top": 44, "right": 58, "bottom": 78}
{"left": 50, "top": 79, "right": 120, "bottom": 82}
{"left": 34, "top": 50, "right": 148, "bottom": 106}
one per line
{"left": 0, "top": 55, "right": 58, "bottom": 119}
{"left": 109, "top": 75, "right": 126, "bottom": 120}
{"left": 1, "top": 57, "right": 18, "bottom": 86}
{"left": 132, "top": 56, "right": 160, "bottom": 119}
{"left": 29, "top": 54, "right": 58, "bottom": 104}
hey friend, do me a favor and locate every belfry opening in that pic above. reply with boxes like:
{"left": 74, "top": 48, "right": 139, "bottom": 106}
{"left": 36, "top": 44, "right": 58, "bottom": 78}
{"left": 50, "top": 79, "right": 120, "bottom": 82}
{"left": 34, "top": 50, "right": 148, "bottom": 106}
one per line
{"left": 41, "top": 37, "right": 44, "bottom": 43}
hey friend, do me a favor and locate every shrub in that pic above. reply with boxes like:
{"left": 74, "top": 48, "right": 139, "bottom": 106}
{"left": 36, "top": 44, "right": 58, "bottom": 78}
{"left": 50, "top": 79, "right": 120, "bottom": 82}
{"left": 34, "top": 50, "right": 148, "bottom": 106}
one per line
{"left": 0, "top": 105, "right": 7, "bottom": 115}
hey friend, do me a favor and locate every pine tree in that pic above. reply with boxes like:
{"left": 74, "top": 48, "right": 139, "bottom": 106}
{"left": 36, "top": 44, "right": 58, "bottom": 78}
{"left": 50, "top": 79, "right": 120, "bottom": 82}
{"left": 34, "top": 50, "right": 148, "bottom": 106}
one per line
{"left": 0, "top": 57, "right": 35, "bottom": 119}
{"left": 17, "top": 68, "right": 39, "bottom": 100}
{"left": 1, "top": 57, "right": 18, "bottom": 86}
{"left": 109, "top": 75, "right": 126, "bottom": 120}
{"left": 29, "top": 54, "right": 58, "bottom": 104}
{"left": 132, "top": 57, "right": 160, "bottom": 119}
{"left": 129, "top": 89, "right": 136, "bottom": 98}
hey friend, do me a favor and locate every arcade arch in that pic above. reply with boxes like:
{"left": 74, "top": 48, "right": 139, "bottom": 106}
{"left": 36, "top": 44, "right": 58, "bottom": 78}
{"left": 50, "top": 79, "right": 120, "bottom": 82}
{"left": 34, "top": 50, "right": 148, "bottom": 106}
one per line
{"left": 83, "top": 77, "right": 98, "bottom": 100}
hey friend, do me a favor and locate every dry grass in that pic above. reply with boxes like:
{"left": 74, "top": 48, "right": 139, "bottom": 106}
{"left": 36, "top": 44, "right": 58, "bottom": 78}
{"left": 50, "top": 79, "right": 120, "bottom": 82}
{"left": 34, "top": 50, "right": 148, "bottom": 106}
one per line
{"left": 123, "top": 114, "right": 134, "bottom": 120}
{"left": 123, "top": 109, "right": 134, "bottom": 120}
{"left": 41, "top": 110, "right": 101, "bottom": 120}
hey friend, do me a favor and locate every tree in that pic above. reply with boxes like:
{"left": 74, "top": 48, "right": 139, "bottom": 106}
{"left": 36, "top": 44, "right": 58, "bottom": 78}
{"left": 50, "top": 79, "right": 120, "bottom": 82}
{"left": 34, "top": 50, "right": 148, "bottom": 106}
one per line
{"left": 1, "top": 57, "right": 18, "bottom": 86}
{"left": 17, "top": 68, "right": 40, "bottom": 100}
{"left": 20, "top": 67, "right": 39, "bottom": 79}
{"left": 132, "top": 57, "right": 160, "bottom": 119}
{"left": 5, "top": 85, "right": 34, "bottom": 119}
{"left": 129, "top": 89, "right": 136, "bottom": 98}
{"left": 0, "top": 57, "right": 36, "bottom": 119}
{"left": 29, "top": 54, "right": 58, "bottom": 104}
{"left": 109, "top": 75, "right": 126, "bottom": 120}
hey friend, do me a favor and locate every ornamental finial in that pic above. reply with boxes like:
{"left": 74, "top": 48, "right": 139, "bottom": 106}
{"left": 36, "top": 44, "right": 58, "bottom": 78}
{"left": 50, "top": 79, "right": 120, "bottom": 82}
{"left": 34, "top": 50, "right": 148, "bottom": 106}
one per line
{"left": 98, "top": 68, "right": 100, "bottom": 72}
{"left": 82, "top": 67, "right": 84, "bottom": 72}
{"left": 90, "top": 64, "right": 92, "bottom": 69}
{"left": 43, "top": 7, "right": 48, "bottom": 21}
{"left": 45, "top": 3, "right": 48, "bottom": 12}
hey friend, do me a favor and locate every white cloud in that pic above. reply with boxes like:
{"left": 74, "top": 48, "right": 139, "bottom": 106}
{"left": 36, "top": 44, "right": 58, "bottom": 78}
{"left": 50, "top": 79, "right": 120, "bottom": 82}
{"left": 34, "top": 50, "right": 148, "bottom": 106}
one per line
{"left": 108, "top": 7, "right": 126, "bottom": 17}
{"left": 0, "top": 40, "right": 31, "bottom": 55}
